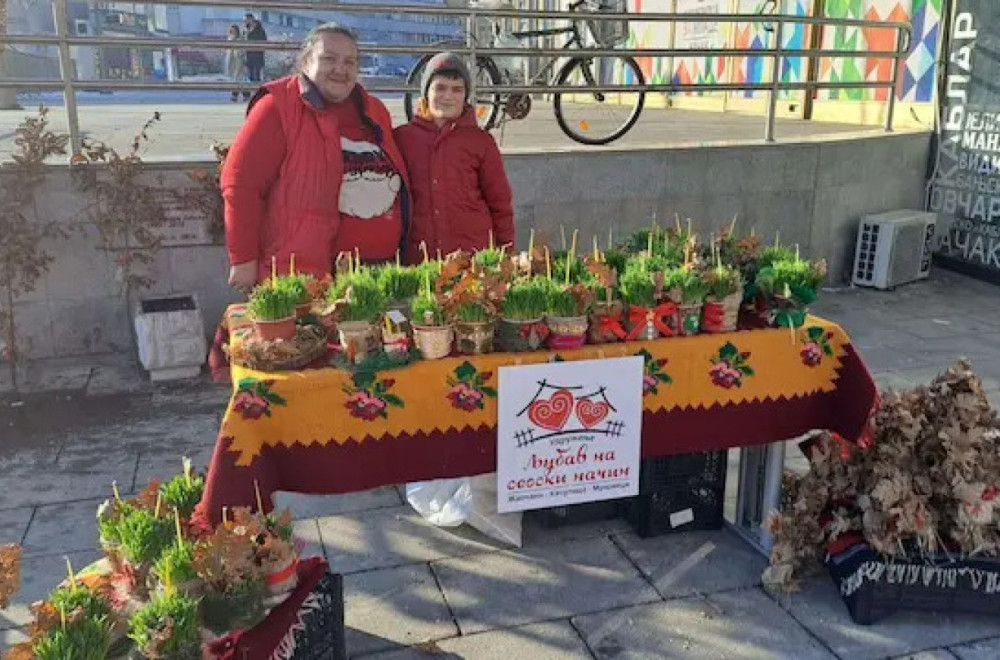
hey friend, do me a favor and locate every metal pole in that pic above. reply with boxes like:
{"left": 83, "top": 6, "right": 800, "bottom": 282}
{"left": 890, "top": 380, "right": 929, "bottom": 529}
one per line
{"left": 765, "top": 19, "right": 783, "bottom": 142}
{"left": 53, "top": 0, "right": 82, "bottom": 155}
{"left": 468, "top": 8, "right": 478, "bottom": 106}
{"left": 884, "top": 28, "right": 901, "bottom": 132}
{"left": 758, "top": 440, "right": 786, "bottom": 553}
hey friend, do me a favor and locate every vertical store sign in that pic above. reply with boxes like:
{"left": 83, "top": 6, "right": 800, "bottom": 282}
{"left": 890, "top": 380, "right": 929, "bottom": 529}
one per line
{"left": 929, "top": 2, "right": 1000, "bottom": 275}
{"left": 496, "top": 357, "right": 643, "bottom": 513}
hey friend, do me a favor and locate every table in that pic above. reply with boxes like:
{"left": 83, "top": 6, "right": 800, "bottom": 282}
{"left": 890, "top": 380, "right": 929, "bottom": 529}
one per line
{"left": 196, "top": 310, "right": 876, "bottom": 526}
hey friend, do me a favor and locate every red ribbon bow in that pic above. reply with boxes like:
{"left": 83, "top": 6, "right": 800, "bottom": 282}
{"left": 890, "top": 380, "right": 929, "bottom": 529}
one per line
{"left": 626, "top": 303, "right": 677, "bottom": 341}
{"left": 597, "top": 314, "right": 627, "bottom": 340}
{"left": 701, "top": 301, "right": 726, "bottom": 334}
{"left": 383, "top": 336, "right": 410, "bottom": 351}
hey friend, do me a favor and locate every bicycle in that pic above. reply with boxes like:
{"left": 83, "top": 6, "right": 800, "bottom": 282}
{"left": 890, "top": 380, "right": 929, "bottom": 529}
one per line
{"left": 403, "top": 0, "right": 646, "bottom": 146}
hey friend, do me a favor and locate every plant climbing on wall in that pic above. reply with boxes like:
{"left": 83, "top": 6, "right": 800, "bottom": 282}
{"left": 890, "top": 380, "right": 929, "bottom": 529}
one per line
{"left": 0, "top": 107, "right": 71, "bottom": 391}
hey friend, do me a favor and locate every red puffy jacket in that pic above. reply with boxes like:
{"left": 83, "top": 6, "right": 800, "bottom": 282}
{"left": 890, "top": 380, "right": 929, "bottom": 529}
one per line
{"left": 394, "top": 107, "right": 514, "bottom": 264}
{"left": 222, "top": 75, "right": 411, "bottom": 281}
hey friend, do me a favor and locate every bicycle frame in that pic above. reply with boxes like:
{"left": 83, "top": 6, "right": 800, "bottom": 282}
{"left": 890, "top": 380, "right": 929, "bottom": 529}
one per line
{"left": 503, "top": 20, "right": 586, "bottom": 86}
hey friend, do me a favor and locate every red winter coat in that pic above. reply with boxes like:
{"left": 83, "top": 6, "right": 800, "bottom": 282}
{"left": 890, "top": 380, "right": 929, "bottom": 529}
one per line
{"left": 222, "top": 75, "right": 411, "bottom": 281}
{"left": 394, "top": 107, "right": 514, "bottom": 264}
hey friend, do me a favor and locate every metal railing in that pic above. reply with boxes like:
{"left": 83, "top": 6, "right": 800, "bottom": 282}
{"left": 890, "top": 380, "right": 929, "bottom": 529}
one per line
{"left": 0, "top": 0, "right": 912, "bottom": 152}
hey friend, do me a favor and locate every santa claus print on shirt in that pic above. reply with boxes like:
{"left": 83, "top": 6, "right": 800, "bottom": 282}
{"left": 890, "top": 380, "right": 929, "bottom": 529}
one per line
{"left": 339, "top": 137, "right": 402, "bottom": 220}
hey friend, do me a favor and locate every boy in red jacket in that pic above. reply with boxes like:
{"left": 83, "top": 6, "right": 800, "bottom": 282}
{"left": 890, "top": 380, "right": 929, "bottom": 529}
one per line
{"left": 394, "top": 52, "right": 515, "bottom": 264}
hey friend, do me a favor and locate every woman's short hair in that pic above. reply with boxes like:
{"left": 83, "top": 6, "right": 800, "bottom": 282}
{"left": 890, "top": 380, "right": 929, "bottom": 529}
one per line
{"left": 297, "top": 23, "right": 359, "bottom": 70}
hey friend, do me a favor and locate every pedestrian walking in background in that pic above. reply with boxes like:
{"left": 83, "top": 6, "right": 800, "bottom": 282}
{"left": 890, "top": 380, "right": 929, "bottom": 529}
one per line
{"left": 225, "top": 24, "right": 247, "bottom": 102}
{"left": 243, "top": 12, "right": 267, "bottom": 101}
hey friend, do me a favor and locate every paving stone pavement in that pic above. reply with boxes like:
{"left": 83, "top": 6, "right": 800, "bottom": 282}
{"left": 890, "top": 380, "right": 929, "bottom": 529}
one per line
{"left": 2, "top": 269, "right": 1000, "bottom": 658}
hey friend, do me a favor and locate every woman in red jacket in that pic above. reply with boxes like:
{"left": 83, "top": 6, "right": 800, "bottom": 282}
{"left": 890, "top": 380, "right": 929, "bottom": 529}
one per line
{"left": 394, "top": 53, "right": 514, "bottom": 264}
{"left": 223, "top": 24, "right": 410, "bottom": 292}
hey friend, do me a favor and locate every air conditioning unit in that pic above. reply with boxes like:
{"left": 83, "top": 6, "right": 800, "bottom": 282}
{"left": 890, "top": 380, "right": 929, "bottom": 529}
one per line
{"left": 852, "top": 210, "right": 936, "bottom": 290}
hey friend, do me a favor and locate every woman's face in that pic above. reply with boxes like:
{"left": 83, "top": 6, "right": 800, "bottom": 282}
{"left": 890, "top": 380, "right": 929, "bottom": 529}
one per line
{"left": 302, "top": 33, "right": 359, "bottom": 104}
{"left": 427, "top": 75, "right": 466, "bottom": 122}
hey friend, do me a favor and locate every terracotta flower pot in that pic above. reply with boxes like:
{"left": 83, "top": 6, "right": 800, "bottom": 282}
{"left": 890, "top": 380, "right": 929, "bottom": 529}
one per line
{"left": 295, "top": 303, "right": 312, "bottom": 319}
{"left": 455, "top": 320, "right": 495, "bottom": 355}
{"left": 338, "top": 320, "right": 376, "bottom": 363}
{"left": 546, "top": 315, "right": 588, "bottom": 350}
{"left": 496, "top": 317, "right": 547, "bottom": 353}
{"left": 588, "top": 301, "right": 625, "bottom": 344}
{"left": 413, "top": 324, "right": 454, "bottom": 360}
{"left": 253, "top": 316, "right": 295, "bottom": 342}
{"left": 677, "top": 302, "right": 703, "bottom": 336}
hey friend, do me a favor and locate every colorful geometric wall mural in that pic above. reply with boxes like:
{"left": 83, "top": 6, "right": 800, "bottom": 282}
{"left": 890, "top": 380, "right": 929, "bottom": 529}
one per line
{"left": 626, "top": 0, "right": 940, "bottom": 103}
{"left": 819, "top": 0, "right": 940, "bottom": 102}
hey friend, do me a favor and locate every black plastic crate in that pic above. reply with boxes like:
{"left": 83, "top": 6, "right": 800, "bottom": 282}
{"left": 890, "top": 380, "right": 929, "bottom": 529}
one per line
{"left": 530, "top": 499, "right": 623, "bottom": 529}
{"left": 622, "top": 451, "right": 728, "bottom": 538}
{"left": 827, "top": 543, "right": 1000, "bottom": 625}
{"left": 639, "top": 450, "right": 727, "bottom": 493}
{"left": 624, "top": 483, "right": 725, "bottom": 537}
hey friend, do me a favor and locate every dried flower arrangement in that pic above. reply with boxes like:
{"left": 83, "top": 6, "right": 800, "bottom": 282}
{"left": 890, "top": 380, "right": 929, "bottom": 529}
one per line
{"left": 764, "top": 360, "right": 1000, "bottom": 593}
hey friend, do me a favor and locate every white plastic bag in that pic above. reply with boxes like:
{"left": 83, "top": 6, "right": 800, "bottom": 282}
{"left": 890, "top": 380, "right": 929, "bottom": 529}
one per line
{"left": 406, "top": 474, "right": 522, "bottom": 546}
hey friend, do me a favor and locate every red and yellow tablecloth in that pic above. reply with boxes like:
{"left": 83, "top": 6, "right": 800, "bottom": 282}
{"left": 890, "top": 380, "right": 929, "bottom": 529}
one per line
{"left": 198, "top": 309, "right": 876, "bottom": 525}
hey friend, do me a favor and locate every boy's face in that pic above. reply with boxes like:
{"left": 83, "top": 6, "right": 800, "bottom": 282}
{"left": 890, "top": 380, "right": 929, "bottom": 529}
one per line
{"left": 427, "top": 75, "right": 466, "bottom": 122}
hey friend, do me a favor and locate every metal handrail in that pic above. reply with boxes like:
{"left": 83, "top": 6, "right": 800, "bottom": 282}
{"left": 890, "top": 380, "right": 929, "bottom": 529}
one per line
{"left": 0, "top": 0, "right": 912, "bottom": 153}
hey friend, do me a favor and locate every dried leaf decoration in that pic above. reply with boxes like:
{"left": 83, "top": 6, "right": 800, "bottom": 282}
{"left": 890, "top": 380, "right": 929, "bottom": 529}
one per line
{"left": 0, "top": 544, "right": 21, "bottom": 609}
{"left": 764, "top": 360, "right": 1000, "bottom": 592}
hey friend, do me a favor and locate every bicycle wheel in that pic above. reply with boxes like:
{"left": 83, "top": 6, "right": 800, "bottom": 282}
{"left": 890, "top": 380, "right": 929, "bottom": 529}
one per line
{"left": 553, "top": 55, "right": 645, "bottom": 145}
{"left": 404, "top": 54, "right": 503, "bottom": 130}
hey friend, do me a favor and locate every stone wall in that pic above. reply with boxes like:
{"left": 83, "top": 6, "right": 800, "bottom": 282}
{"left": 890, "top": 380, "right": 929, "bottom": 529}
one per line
{"left": 7, "top": 130, "right": 931, "bottom": 361}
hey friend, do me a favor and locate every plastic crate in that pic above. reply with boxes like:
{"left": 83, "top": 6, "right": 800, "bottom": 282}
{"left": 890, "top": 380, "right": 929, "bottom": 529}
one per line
{"left": 621, "top": 451, "right": 727, "bottom": 538}
{"left": 827, "top": 543, "right": 1000, "bottom": 625}
{"left": 639, "top": 450, "right": 727, "bottom": 493}
{"left": 624, "top": 483, "right": 725, "bottom": 538}
{"left": 530, "top": 499, "right": 622, "bottom": 529}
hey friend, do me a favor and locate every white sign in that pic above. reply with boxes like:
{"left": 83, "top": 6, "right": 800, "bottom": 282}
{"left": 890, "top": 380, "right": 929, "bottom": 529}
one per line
{"left": 675, "top": 0, "right": 727, "bottom": 48}
{"left": 496, "top": 357, "right": 643, "bottom": 513}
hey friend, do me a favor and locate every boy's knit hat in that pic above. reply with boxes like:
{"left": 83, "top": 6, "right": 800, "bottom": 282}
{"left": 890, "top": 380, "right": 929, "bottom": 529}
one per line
{"left": 420, "top": 52, "right": 471, "bottom": 100}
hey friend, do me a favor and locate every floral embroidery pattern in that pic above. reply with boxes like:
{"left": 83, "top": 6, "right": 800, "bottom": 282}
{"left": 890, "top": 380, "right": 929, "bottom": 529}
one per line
{"left": 636, "top": 349, "right": 672, "bottom": 396}
{"left": 446, "top": 361, "right": 497, "bottom": 412}
{"left": 800, "top": 326, "right": 835, "bottom": 367}
{"left": 233, "top": 378, "right": 286, "bottom": 420}
{"left": 343, "top": 372, "right": 404, "bottom": 421}
{"left": 709, "top": 342, "right": 754, "bottom": 389}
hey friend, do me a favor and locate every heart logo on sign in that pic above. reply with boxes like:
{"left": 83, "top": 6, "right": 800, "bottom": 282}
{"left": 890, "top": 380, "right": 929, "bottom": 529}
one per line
{"left": 575, "top": 398, "right": 610, "bottom": 429}
{"left": 527, "top": 389, "right": 574, "bottom": 431}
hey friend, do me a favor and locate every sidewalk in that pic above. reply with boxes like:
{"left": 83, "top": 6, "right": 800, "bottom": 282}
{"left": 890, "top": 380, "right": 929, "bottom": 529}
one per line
{"left": 2, "top": 269, "right": 1000, "bottom": 659}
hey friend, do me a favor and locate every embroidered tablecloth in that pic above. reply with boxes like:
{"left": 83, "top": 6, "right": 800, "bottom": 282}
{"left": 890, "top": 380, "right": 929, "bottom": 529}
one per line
{"left": 197, "top": 308, "right": 876, "bottom": 525}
